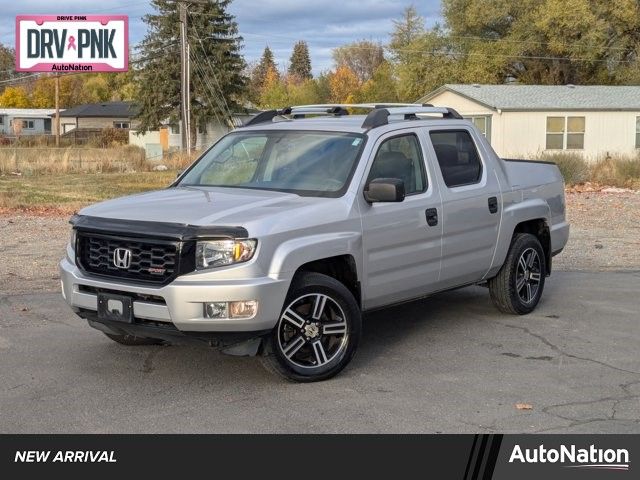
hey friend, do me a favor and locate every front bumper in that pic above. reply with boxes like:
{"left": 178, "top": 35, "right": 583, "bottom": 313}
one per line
{"left": 60, "top": 256, "right": 289, "bottom": 333}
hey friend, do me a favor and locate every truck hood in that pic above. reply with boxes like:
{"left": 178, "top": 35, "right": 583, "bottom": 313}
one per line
{"left": 79, "top": 186, "right": 325, "bottom": 227}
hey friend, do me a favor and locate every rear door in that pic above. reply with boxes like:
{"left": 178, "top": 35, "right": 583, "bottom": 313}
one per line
{"left": 425, "top": 127, "right": 501, "bottom": 289}
{"left": 359, "top": 129, "right": 443, "bottom": 309}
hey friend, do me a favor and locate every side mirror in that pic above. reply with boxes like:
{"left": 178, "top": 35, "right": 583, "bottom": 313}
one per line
{"left": 364, "top": 178, "right": 405, "bottom": 203}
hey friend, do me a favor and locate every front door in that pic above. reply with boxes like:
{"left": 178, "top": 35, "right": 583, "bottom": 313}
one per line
{"left": 359, "top": 131, "right": 443, "bottom": 309}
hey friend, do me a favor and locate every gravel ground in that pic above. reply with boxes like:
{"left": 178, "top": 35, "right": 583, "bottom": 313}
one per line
{"left": 0, "top": 191, "right": 638, "bottom": 295}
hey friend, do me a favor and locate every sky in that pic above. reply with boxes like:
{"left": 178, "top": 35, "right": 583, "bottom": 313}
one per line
{"left": 1, "top": 0, "right": 443, "bottom": 74}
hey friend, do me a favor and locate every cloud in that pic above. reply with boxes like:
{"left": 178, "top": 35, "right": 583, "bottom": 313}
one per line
{"left": 229, "top": 0, "right": 442, "bottom": 72}
{"left": 2, "top": 0, "right": 443, "bottom": 73}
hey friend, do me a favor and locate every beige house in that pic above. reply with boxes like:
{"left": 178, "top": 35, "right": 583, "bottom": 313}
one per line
{"left": 418, "top": 84, "right": 640, "bottom": 160}
{"left": 56, "top": 101, "right": 139, "bottom": 134}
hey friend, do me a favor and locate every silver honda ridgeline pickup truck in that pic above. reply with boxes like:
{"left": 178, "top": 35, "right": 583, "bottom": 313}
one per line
{"left": 60, "top": 104, "right": 569, "bottom": 382}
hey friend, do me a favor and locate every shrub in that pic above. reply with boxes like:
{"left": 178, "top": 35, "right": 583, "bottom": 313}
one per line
{"left": 590, "top": 154, "right": 640, "bottom": 189}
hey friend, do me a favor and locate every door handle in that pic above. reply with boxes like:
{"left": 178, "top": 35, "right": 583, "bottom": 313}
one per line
{"left": 488, "top": 196, "right": 498, "bottom": 214}
{"left": 425, "top": 208, "right": 438, "bottom": 226}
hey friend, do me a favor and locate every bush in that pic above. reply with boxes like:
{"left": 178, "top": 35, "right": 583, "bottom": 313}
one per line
{"left": 590, "top": 154, "right": 640, "bottom": 189}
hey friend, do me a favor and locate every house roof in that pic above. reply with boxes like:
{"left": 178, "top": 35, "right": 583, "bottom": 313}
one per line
{"left": 0, "top": 108, "right": 59, "bottom": 118}
{"left": 57, "top": 101, "right": 139, "bottom": 118}
{"left": 419, "top": 84, "right": 640, "bottom": 111}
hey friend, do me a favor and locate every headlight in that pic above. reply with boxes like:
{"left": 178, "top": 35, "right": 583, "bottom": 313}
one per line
{"left": 196, "top": 239, "right": 257, "bottom": 269}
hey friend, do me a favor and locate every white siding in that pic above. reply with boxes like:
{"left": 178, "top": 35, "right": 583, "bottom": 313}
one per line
{"left": 427, "top": 91, "right": 640, "bottom": 160}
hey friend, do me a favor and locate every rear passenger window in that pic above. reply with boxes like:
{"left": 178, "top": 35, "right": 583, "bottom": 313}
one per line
{"left": 430, "top": 130, "right": 482, "bottom": 187}
{"left": 367, "top": 134, "right": 427, "bottom": 195}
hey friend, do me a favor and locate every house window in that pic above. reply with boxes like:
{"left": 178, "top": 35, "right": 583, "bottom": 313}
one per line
{"left": 113, "top": 121, "right": 130, "bottom": 129}
{"left": 22, "top": 120, "right": 35, "bottom": 129}
{"left": 636, "top": 117, "right": 640, "bottom": 149}
{"left": 170, "top": 124, "right": 180, "bottom": 134}
{"left": 0, "top": 116, "right": 3, "bottom": 125}
{"left": 198, "top": 122, "right": 207, "bottom": 134}
{"left": 546, "top": 116, "right": 584, "bottom": 150}
{"left": 466, "top": 115, "right": 492, "bottom": 142}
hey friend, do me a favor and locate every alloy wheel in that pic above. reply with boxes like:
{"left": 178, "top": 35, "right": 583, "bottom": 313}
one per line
{"left": 516, "top": 247, "right": 542, "bottom": 304}
{"left": 276, "top": 293, "right": 349, "bottom": 369}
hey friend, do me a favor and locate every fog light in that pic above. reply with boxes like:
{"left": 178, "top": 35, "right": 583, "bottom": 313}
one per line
{"left": 204, "top": 302, "right": 228, "bottom": 319}
{"left": 229, "top": 300, "right": 258, "bottom": 319}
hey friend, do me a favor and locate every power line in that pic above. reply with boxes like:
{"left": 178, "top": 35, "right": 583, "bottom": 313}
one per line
{"left": 188, "top": 15, "right": 234, "bottom": 121}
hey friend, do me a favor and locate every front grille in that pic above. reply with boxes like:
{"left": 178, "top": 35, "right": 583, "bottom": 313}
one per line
{"left": 77, "top": 232, "right": 185, "bottom": 284}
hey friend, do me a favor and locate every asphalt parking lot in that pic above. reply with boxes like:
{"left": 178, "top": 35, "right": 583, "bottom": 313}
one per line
{"left": 1, "top": 270, "right": 638, "bottom": 433}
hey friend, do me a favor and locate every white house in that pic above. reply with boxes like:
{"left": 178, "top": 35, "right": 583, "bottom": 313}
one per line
{"left": 418, "top": 84, "right": 640, "bottom": 160}
{"left": 0, "top": 109, "right": 59, "bottom": 136}
{"left": 129, "top": 113, "right": 257, "bottom": 159}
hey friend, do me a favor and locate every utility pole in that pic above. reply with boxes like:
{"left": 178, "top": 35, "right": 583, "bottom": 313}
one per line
{"left": 179, "top": 2, "right": 191, "bottom": 154}
{"left": 54, "top": 74, "right": 60, "bottom": 147}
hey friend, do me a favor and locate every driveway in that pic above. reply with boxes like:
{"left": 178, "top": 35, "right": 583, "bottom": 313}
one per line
{"left": 1, "top": 271, "right": 638, "bottom": 433}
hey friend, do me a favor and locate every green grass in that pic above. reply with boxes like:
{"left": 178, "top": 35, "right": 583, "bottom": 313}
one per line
{"left": 0, "top": 171, "right": 176, "bottom": 213}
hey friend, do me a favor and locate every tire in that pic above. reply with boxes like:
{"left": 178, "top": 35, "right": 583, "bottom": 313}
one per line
{"left": 261, "top": 272, "right": 361, "bottom": 382}
{"left": 103, "top": 332, "right": 164, "bottom": 346}
{"left": 489, "top": 233, "right": 546, "bottom": 315}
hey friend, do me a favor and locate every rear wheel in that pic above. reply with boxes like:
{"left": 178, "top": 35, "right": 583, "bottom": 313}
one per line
{"left": 103, "top": 333, "right": 164, "bottom": 346}
{"left": 261, "top": 272, "right": 361, "bottom": 382}
{"left": 489, "top": 233, "right": 546, "bottom": 315}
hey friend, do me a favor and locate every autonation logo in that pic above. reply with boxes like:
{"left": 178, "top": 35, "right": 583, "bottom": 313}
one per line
{"left": 509, "top": 444, "right": 630, "bottom": 471}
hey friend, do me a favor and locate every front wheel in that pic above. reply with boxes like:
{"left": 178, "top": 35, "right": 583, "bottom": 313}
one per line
{"left": 489, "top": 233, "right": 546, "bottom": 315}
{"left": 261, "top": 272, "right": 361, "bottom": 382}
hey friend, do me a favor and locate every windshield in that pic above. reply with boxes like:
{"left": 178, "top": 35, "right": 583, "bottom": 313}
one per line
{"left": 177, "top": 130, "right": 366, "bottom": 197}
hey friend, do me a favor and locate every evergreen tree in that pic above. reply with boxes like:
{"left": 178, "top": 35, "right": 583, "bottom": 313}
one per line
{"left": 250, "top": 46, "right": 278, "bottom": 102}
{"left": 288, "top": 41, "right": 312, "bottom": 81}
{"left": 135, "top": 0, "right": 246, "bottom": 137}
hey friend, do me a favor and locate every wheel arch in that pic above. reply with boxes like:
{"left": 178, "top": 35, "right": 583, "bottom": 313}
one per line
{"left": 294, "top": 255, "right": 361, "bottom": 307}
{"left": 513, "top": 219, "right": 551, "bottom": 275}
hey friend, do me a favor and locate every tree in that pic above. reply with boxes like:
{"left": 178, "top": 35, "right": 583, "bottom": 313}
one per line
{"left": 440, "top": 0, "right": 640, "bottom": 85}
{"left": 329, "top": 65, "right": 360, "bottom": 103}
{"left": 389, "top": 6, "right": 425, "bottom": 58}
{"left": 288, "top": 41, "right": 312, "bottom": 81}
{"left": 250, "top": 46, "right": 278, "bottom": 102}
{"left": 332, "top": 40, "right": 385, "bottom": 83}
{"left": 135, "top": 0, "right": 246, "bottom": 140}
{"left": 354, "top": 61, "right": 399, "bottom": 103}
{"left": 0, "top": 45, "right": 17, "bottom": 83}
{"left": 259, "top": 66, "right": 288, "bottom": 108}
{"left": 0, "top": 86, "right": 30, "bottom": 107}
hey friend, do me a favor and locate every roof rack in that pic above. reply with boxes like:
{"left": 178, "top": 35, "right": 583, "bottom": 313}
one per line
{"left": 241, "top": 103, "right": 461, "bottom": 128}
{"left": 361, "top": 106, "right": 463, "bottom": 129}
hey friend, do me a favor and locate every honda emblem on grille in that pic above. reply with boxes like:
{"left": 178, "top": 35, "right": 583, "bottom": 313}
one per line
{"left": 113, "top": 248, "right": 132, "bottom": 269}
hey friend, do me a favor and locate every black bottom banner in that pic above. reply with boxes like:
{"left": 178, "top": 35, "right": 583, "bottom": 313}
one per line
{"left": 0, "top": 434, "right": 636, "bottom": 479}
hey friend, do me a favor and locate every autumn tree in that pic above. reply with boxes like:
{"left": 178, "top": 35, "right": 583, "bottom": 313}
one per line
{"left": 288, "top": 41, "right": 312, "bottom": 81}
{"left": 441, "top": 0, "right": 640, "bottom": 85}
{"left": 0, "top": 86, "right": 30, "bottom": 107}
{"left": 259, "top": 66, "right": 288, "bottom": 108}
{"left": 354, "top": 61, "right": 399, "bottom": 103}
{"left": 329, "top": 65, "right": 360, "bottom": 103}
{"left": 332, "top": 40, "right": 385, "bottom": 83}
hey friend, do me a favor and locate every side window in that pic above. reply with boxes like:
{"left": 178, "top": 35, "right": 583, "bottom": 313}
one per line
{"left": 367, "top": 134, "right": 427, "bottom": 195}
{"left": 430, "top": 130, "right": 482, "bottom": 188}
